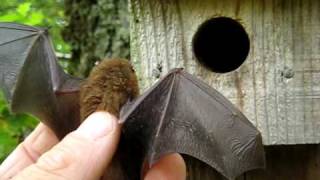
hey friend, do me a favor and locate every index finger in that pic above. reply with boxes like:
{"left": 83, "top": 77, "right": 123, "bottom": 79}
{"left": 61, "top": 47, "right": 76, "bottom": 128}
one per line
{"left": 0, "top": 123, "right": 59, "bottom": 179}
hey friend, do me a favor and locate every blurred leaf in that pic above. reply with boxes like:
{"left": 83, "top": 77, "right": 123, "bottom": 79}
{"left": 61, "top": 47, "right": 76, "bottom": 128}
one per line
{"left": 0, "top": 91, "right": 9, "bottom": 118}
{"left": 0, "top": 131, "right": 18, "bottom": 162}
{"left": 0, "top": 12, "right": 21, "bottom": 22}
{"left": 27, "top": 11, "right": 44, "bottom": 25}
{"left": 17, "top": 2, "right": 31, "bottom": 16}
{"left": 0, "top": 90, "right": 38, "bottom": 163}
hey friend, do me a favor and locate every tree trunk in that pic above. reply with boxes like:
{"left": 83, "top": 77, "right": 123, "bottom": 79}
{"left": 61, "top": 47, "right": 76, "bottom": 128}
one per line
{"left": 63, "top": 0, "right": 130, "bottom": 77}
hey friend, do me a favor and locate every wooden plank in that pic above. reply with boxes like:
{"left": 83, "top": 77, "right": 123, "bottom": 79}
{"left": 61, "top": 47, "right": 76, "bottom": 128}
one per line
{"left": 182, "top": 144, "right": 320, "bottom": 180}
{"left": 129, "top": 0, "right": 320, "bottom": 145}
{"left": 246, "top": 145, "right": 320, "bottom": 180}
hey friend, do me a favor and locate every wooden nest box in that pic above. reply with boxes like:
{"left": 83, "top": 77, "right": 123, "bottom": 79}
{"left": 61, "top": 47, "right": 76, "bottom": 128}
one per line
{"left": 129, "top": 0, "right": 320, "bottom": 179}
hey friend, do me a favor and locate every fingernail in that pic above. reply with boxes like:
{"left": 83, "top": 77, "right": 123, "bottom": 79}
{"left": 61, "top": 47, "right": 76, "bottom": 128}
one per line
{"left": 76, "top": 112, "right": 117, "bottom": 140}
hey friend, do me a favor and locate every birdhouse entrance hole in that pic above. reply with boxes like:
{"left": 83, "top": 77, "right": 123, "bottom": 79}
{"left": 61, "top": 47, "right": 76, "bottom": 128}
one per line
{"left": 192, "top": 17, "right": 250, "bottom": 73}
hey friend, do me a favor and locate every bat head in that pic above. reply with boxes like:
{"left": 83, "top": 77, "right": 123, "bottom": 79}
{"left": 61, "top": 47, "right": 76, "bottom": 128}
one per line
{"left": 80, "top": 58, "right": 139, "bottom": 120}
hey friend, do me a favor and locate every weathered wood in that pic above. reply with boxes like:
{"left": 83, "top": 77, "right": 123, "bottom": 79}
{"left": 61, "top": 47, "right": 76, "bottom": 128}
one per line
{"left": 246, "top": 145, "right": 320, "bottom": 180}
{"left": 182, "top": 144, "right": 320, "bottom": 180}
{"left": 129, "top": 0, "right": 320, "bottom": 145}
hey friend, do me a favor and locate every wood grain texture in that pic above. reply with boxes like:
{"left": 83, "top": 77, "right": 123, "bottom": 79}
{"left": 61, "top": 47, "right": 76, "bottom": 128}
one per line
{"left": 129, "top": 0, "right": 320, "bottom": 145}
{"left": 246, "top": 145, "right": 320, "bottom": 180}
{"left": 183, "top": 145, "right": 320, "bottom": 180}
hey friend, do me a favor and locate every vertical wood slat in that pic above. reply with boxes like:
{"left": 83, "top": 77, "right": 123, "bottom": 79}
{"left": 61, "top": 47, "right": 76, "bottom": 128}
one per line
{"left": 246, "top": 145, "right": 320, "bottom": 180}
{"left": 183, "top": 145, "right": 320, "bottom": 180}
{"left": 129, "top": 0, "right": 320, "bottom": 145}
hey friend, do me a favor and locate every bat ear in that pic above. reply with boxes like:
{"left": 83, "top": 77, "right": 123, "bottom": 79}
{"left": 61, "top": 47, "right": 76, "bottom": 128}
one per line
{"left": 192, "top": 16, "right": 250, "bottom": 73}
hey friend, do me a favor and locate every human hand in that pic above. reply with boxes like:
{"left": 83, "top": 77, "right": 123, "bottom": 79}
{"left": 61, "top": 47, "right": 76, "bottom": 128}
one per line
{"left": 0, "top": 112, "right": 186, "bottom": 180}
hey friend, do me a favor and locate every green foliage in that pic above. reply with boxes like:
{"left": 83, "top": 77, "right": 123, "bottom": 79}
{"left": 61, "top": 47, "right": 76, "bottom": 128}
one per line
{"left": 0, "top": 91, "right": 38, "bottom": 162}
{"left": 63, "top": 0, "right": 130, "bottom": 77}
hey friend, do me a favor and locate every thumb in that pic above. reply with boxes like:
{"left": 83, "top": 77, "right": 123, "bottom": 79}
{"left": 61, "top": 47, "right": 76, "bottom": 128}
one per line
{"left": 14, "top": 112, "right": 120, "bottom": 180}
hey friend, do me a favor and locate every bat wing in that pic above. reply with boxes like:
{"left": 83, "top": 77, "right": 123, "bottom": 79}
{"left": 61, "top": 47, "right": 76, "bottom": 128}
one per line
{"left": 0, "top": 23, "right": 82, "bottom": 139}
{"left": 120, "top": 69, "right": 265, "bottom": 180}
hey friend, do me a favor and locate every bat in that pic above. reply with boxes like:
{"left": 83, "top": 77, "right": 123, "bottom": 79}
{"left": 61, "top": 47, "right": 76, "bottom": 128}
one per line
{"left": 0, "top": 22, "right": 265, "bottom": 180}
{"left": 0, "top": 22, "right": 82, "bottom": 139}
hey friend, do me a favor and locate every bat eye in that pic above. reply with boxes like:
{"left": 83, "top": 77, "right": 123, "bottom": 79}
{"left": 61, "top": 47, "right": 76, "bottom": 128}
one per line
{"left": 192, "top": 17, "right": 250, "bottom": 73}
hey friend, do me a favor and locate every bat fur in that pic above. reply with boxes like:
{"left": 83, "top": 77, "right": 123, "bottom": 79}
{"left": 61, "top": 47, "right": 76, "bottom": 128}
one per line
{"left": 79, "top": 58, "right": 140, "bottom": 180}
{"left": 80, "top": 58, "right": 139, "bottom": 120}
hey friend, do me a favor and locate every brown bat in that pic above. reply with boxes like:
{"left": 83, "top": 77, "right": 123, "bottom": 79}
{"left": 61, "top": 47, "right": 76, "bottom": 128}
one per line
{"left": 0, "top": 22, "right": 265, "bottom": 180}
{"left": 80, "top": 59, "right": 139, "bottom": 180}
{"left": 80, "top": 59, "right": 139, "bottom": 120}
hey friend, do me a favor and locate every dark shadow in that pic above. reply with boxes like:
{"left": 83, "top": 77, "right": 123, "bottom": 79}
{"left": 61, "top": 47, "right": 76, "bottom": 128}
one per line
{"left": 192, "top": 17, "right": 250, "bottom": 73}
